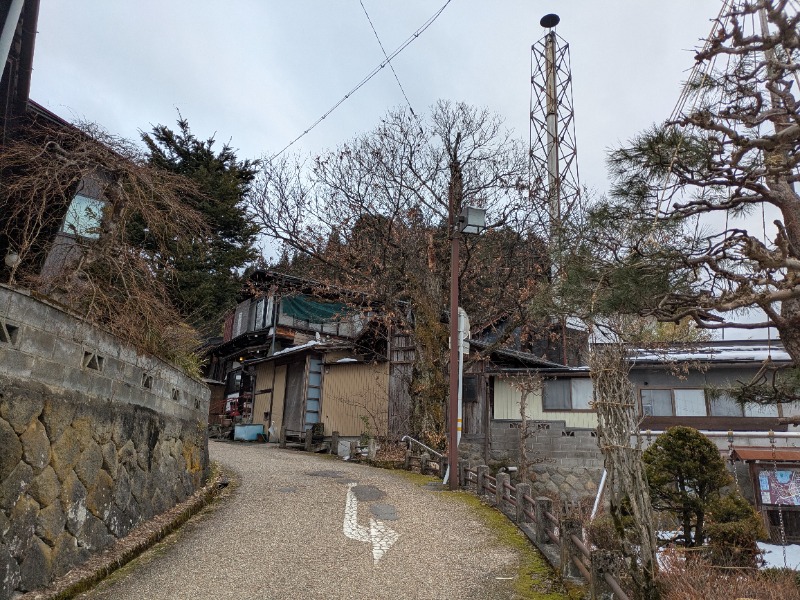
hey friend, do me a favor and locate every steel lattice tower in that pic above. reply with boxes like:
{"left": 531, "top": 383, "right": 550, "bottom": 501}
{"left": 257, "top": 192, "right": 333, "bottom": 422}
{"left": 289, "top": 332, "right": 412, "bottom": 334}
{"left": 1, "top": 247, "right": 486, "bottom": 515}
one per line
{"left": 529, "top": 14, "right": 581, "bottom": 245}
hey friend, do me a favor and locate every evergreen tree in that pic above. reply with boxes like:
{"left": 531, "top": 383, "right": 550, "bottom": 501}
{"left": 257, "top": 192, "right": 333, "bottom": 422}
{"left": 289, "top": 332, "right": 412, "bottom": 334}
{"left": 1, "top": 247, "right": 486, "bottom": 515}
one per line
{"left": 643, "top": 426, "right": 732, "bottom": 547}
{"left": 579, "top": 2, "right": 800, "bottom": 364}
{"left": 140, "top": 118, "right": 259, "bottom": 335}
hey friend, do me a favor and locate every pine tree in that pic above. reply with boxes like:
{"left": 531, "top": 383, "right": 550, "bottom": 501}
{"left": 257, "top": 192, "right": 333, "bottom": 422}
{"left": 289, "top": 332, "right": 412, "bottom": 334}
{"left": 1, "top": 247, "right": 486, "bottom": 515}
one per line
{"left": 140, "top": 118, "right": 259, "bottom": 336}
{"left": 643, "top": 426, "right": 732, "bottom": 547}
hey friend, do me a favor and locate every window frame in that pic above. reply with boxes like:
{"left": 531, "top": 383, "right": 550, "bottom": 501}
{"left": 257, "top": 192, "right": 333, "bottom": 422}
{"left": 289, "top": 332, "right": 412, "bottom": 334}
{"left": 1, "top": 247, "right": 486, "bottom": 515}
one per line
{"left": 640, "top": 387, "right": 710, "bottom": 417}
{"left": 62, "top": 193, "right": 106, "bottom": 239}
{"left": 542, "top": 377, "right": 595, "bottom": 412}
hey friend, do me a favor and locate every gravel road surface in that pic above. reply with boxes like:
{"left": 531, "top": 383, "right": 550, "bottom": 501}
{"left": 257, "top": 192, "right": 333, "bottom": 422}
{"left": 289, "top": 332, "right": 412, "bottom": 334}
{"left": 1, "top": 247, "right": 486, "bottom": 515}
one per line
{"left": 77, "top": 441, "right": 543, "bottom": 599}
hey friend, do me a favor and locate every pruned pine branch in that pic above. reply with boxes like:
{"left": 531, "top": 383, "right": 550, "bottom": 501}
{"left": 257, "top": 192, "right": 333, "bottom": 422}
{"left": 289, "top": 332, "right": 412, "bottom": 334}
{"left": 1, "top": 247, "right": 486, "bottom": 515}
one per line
{"left": 585, "top": 1, "right": 800, "bottom": 363}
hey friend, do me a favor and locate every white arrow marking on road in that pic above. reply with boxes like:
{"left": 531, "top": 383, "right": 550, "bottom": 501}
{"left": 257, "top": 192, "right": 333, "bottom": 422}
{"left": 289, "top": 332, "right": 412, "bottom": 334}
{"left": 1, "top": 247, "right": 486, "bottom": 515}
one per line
{"left": 343, "top": 483, "right": 399, "bottom": 564}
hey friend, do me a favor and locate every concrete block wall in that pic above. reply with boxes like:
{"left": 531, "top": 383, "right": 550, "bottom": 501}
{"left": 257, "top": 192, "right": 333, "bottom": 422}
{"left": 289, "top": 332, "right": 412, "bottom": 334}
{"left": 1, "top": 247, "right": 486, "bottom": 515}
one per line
{"left": 460, "top": 420, "right": 605, "bottom": 501}
{"left": 0, "top": 285, "right": 210, "bottom": 598}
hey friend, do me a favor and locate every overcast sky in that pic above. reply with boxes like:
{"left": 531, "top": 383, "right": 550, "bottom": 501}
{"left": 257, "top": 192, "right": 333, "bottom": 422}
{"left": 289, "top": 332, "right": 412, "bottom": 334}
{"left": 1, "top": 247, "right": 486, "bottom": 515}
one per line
{"left": 31, "top": 1, "right": 775, "bottom": 340}
{"left": 30, "top": 1, "right": 721, "bottom": 197}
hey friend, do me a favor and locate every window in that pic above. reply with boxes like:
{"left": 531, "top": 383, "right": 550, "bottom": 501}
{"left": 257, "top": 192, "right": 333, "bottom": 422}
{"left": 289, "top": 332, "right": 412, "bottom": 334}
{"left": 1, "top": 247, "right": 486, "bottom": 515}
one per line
{"left": 641, "top": 389, "right": 673, "bottom": 416}
{"left": 543, "top": 378, "right": 594, "bottom": 411}
{"left": 709, "top": 393, "right": 743, "bottom": 417}
{"left": 744, "top": 403, "right": 779, "bottom": 418}
{"left": 63, "top": 194, "right": 105, "bottom": 239}
{"left": 543, "top": 380, "right": 570, "bottom": 410}
{"left": 641, "top": 388, "right": 709, "bottom": 417}
{"left": 462, "top": 376, "right": 478, "bottom": 403}
{"left": 674, "top": 388, "right": 707, "bottom": 416}
{"left": 571, "top": 379, "right": 593, "bottom": 410}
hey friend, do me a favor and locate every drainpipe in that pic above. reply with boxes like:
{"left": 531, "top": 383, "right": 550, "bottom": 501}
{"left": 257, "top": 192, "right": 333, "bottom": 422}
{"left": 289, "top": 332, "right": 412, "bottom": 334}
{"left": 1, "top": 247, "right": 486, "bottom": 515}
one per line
{"left": 0, "top": 0, "right": 25, "bottom": 78}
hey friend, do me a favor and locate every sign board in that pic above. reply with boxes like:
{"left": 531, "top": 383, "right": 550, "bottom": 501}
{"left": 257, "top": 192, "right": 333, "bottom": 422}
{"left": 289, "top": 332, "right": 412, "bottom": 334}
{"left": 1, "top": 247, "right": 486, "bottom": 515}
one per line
{"left": 759, "top": 468, "right": 800, "bottom": 506}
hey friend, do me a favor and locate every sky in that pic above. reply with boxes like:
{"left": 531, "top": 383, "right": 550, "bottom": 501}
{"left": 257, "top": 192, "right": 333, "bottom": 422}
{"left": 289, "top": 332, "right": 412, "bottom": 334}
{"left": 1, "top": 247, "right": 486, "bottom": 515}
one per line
{"left": 30, "top": 0, "right": 721, "bottom": 197}
{"left": 30, "top": 1, "right": 774, "bottom": 340}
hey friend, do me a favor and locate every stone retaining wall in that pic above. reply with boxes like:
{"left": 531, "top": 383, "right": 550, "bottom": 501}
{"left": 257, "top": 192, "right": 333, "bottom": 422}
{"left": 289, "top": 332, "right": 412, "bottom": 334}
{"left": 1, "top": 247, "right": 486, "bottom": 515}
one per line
{"left": 460, "top": 420, "right": 605, "bottom": 501}
{"left": 0, "top": 286, "right": 209, "bottom": 599}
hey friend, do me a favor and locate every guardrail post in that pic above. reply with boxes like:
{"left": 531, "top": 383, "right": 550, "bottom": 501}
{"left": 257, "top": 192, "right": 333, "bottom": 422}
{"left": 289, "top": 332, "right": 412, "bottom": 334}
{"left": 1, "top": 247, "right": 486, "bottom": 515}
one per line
{"left": 458, "top": 460, "right": 468, "bottom": 488}
{"left": 331, "top": 431, "right": 339, "bottom": 455}
{"left": 367, "top": 438, "right": 377, "bottom": 460}
{"left": 590, "top": 550, "right": 618, "bottom": 600}
{"left": 560, "top": 507, "right": 583, "bottom": 579}
{"left": 404, "top": 448, "right": 412, "bottom": 470}
{"left": 477, "top": 465, "right": 489, "bottom": 497}
{"left": 496, "top": 472, "right": 510, "bottom": 506}
{"left": 420, "top": 452, "right": 430, "bottom": 474}
{"left": 438, "top": 456, "right": 447, "bottom": 477}
{"left": 279, "top": 425, "right": 287, "bottom": 449}
{"left": 349, "top": 441, "right": 358, "bottom": 458}
{"left": 534, "top": 497, "right": 553, "bottom": 544}
{"left": 516, "top": 483, "right": 531, "bottom": 523}
{"left": 305, "top": 430, "right": 313, "bottom": 451}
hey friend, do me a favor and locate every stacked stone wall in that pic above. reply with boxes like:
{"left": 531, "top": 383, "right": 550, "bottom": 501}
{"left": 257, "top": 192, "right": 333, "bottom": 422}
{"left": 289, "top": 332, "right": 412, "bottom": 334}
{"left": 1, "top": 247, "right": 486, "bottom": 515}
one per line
{"left": 460, "top": 420, "right": 605, "bottom": 501}
{"left": 0, "top": 286, "right": 209, "bottom": 598}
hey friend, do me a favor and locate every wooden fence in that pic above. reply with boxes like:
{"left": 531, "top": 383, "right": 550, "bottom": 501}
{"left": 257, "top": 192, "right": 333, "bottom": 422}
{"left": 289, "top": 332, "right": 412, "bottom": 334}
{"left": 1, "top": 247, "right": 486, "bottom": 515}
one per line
{"left": 461, "top": 463, "right": 630, "bottom": 600}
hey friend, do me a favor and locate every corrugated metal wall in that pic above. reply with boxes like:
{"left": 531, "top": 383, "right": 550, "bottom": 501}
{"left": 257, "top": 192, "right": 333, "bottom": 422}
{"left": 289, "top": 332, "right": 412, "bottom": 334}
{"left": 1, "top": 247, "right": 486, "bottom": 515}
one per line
{"left": 251, "top": 362, "right": 287, "bottom": 438}
{"left": 321, "top": 362, "right": 389, "bottom": 437}
{"left": 493, "top": 376, "right": 598, "bottom": 429}
{"left": 252, "top": 362, "right": 274, "bottom": 428}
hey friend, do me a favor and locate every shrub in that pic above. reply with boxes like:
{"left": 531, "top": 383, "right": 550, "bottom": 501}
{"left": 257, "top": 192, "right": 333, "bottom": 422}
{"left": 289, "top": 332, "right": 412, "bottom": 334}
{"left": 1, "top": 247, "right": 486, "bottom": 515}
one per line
{"left": 706, "top": 491, "right": 766, "bottom": 568}
{"left": 587, "top": 513, "right": 624, "bottom": 553}
{"left": 658, "top": 549, "right": 800, "bottom": 600}
{"left": 643, "top": 426, "right": 732, "bottom": 546}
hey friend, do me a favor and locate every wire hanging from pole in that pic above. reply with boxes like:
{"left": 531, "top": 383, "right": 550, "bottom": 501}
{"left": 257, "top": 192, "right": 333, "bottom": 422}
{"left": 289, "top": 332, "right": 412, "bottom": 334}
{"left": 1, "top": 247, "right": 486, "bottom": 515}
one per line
{"left": 359, "top": 0, "right": 417, "bottom": 117}
{"left": 651, "top": 0, "right": 733, "bottom": 227}
{"left": 270, "top": 0, "right": 453, "bottom": 160}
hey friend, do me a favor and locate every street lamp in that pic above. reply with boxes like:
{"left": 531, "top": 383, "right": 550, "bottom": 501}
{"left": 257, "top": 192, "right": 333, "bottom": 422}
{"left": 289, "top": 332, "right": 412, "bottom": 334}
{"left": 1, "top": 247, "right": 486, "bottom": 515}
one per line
{"left": 448, "top": 205, "right": 486, "bottom": 490}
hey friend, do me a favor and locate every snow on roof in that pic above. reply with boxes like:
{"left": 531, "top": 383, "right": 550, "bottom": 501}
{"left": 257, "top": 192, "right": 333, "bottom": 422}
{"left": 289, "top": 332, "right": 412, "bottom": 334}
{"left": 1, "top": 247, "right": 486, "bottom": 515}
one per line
{"left": 632, "top": 344, "right": 791, "bottom": 364}
{"left": 334, "top": 357, "right": 359, "bottom": 364}
{"left": 271, "top": 340, "right": 320, "bottom": 357}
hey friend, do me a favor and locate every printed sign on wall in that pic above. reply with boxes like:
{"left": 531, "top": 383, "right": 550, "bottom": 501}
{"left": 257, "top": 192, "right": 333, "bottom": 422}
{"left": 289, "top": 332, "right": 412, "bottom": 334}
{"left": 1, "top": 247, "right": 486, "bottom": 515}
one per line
{"left": 759, "top": 469, "right": 800, "bottom": 506}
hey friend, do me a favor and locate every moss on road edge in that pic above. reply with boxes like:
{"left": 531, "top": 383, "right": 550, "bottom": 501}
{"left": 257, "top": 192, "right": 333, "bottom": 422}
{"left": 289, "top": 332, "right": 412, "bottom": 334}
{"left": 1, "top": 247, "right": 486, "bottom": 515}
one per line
{"left": 395, "top": 471, "right": 584, "bottom": 600}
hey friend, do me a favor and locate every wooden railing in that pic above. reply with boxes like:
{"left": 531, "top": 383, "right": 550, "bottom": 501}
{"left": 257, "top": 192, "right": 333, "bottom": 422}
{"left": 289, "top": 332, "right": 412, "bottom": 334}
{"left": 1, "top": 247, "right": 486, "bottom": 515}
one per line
{"left": 461, "top": 463, "right": 630, "bottom": 600}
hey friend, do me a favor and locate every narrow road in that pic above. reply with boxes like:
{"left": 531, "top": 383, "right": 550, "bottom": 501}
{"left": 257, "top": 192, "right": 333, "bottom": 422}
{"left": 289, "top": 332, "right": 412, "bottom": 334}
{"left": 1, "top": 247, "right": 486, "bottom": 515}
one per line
{"left": 78, "top": 442, "right": 563, "bottom": 600}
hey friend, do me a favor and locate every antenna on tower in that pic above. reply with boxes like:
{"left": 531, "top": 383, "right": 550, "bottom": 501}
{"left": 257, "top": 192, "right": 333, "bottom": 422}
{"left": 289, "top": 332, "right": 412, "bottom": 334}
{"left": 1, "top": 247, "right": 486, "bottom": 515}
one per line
{"left": 529, "top": 14, "right": 581, "bottom": 270}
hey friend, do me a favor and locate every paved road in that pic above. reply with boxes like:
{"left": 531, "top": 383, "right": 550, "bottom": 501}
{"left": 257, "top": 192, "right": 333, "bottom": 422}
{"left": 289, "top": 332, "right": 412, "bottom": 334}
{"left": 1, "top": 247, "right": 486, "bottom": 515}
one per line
{"left": 78, "top": 442, "right": 547, "bottom": 599}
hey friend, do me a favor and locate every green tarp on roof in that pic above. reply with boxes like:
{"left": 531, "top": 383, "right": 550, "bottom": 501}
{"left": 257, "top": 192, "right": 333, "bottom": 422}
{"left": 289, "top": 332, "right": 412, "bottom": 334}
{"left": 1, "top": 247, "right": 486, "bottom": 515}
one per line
{"left": 281, "top": 295, "right": 351, "bottom": 323}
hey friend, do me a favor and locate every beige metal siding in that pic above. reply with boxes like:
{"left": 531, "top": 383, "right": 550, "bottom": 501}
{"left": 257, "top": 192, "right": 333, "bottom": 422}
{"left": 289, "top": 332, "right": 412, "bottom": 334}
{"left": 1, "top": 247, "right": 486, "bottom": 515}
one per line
{"left": 493, "top": 376, "right": 597, "bottom": 429}
{"left": 271, "top": 364, "right": 287, "bottom": 438}
{"left": 322, "top": 362, "right": 389, "bottom": 437}
{"left": 252, "top": 362, "right": 275, "bottom": 429}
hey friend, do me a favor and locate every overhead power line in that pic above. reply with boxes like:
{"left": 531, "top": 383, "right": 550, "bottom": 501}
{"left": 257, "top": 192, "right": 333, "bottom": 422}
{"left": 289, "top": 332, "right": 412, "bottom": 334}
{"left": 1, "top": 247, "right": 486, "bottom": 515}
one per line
{"left": 270, "top": 0, "right": 453, "bottom": 159}
{"left": 359, "top": 0, "right": 417, "bottom": 117}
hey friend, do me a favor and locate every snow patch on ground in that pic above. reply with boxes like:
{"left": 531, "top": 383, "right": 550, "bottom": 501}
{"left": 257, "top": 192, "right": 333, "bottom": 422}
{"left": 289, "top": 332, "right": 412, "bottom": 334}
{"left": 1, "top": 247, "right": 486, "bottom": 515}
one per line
{"left": 758, "top": 542, "right": 800, "bottom": 570}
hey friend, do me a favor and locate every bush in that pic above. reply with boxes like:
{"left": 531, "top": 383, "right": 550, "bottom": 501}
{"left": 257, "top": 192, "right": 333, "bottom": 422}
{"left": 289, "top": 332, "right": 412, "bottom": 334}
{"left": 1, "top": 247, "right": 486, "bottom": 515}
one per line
{"left": 658, "top": 549, "right": 800, "bottom": 600}
{"left": 706, "top": 491, "right": 766, "bottom": 568}
{"left": 643, "top": 426, "right": 732, "bottom": 546}
{"left": 587, "top": 513, "right": 624, "bottom": 553}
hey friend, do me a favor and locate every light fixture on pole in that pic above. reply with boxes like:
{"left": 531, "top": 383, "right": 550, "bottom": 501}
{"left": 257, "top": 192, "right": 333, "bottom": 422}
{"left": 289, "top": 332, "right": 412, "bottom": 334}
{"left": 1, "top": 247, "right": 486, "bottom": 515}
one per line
{"left": 458, "top": 206, "right": 486, "bottom": 235}
{"left": 448, "top": 205, "right": 486, "bottom": 490}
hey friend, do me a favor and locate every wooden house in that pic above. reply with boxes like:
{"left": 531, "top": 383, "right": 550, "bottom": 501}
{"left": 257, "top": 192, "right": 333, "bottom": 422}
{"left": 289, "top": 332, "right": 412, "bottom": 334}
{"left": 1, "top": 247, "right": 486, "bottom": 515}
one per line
{"left": 204, "top": 270, "right": 413, "bottom": 441}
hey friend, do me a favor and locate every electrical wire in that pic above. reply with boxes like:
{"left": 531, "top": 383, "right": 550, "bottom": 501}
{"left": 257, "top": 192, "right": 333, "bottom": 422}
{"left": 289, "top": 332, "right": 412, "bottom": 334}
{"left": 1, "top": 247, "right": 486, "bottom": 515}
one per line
{"left": 270, "top": 0, "right": 453, "bottom": 159}
{"left": 359, "top": 0, "right": 417, "bottom": 117}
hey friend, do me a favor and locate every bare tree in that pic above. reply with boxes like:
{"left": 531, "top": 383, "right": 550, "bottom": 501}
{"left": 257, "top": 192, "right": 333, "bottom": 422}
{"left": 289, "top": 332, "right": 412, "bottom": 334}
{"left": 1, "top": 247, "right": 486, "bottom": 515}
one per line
{"left": 590, "top": 341, "right": 660, "bottom": 600}
{"left": 511, "top": 373, "right": 543, "bottom": 482}
{"left": 251, "top": 101, "right": 550, "bottom": 445}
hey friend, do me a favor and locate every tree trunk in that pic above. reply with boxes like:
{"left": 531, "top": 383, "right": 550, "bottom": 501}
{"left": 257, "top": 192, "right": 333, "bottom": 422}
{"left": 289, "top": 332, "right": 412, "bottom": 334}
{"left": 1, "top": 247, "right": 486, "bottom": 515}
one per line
{"left": 778, "top": 296, "right": 800, "bottom": 363}
{"left": 591, "top": 344, "right": 660, "bottom": 600}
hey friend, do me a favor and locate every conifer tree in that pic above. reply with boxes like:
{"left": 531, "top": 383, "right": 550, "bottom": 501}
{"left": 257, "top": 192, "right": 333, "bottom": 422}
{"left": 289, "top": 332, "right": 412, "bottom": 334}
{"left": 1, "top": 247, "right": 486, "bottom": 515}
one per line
{"left": 140, "top": 118, "right": 259, "bottom": 336}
